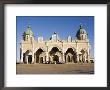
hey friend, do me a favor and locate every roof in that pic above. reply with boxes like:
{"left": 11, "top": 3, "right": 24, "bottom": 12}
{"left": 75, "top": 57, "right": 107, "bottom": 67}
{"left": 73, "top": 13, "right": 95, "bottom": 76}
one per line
{"left": 79, "top": 24, "right": 87, "bottom": 34}
{"left": 25, "top": 25, "right": 34, "bottom": 36}
{"left": 76, "top": 24, "right": 87, "bottom": 37}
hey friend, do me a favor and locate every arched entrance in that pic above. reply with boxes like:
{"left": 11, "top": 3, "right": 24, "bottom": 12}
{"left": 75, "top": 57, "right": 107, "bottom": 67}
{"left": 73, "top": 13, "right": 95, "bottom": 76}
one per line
{"left": 53, "top": 55, "right": 59, "bottom": 63}
{"left": 35, "top": 48, "right": 44, "bottom": 63}
{"left": 66, "top": 48, "right": 77, "bottom": 63}
{"left": 80, "top": 49, "right": 87, "bottom": 63}
{"left": 49, "top": 47, "right": 62, "bottom": 63}
{"left": 67, "top": 55, "right": 71, "bottom": 62}
{"left": 28, "top": 55, "right": 32, "bottom": 64}
{"left": 40, "top": 57, "right": 43, "bottom": 63}
{"left": 23, "top": 50, "right": 32, "bottom": 64}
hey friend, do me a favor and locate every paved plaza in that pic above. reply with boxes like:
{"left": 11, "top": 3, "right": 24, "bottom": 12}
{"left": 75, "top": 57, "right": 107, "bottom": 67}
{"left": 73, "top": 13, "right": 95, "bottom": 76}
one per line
{"left": 16, "top": 63, "right": 94, "bottom": 74}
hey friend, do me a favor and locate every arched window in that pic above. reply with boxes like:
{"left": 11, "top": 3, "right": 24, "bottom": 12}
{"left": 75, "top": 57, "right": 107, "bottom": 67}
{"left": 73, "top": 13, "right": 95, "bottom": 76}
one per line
{"left": 82, "top": 35, "right": 83, "bottom": 40}
{"left": 26, "top": 36, "right": 28, "bottom": 40}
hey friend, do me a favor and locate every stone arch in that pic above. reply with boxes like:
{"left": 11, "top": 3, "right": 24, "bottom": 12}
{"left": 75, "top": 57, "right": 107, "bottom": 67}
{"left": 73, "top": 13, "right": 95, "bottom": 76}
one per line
{"left": 65, "top": 48, "right": 77, "bottom": 63}
{"left": 34, "top": 47, "right": 46, "bottom": 53}
{"left": 49, "top": 47, "right": 62, "bottom": 55}
{"left": 23, "top": 50, "right": 32, "bottom": 64}
{"left": 48, "top": 46, "right": 62, "bottom": 52}
{"left": 65, "top": 47, "right": 76, "bottom": 53}
{"left": 49, "top": 47, "right": 62, "bottom": 63}
{"left": 80, "top": 49, "right": 88, "bottom": 63}
{"left": 34, "top": 48, "right": 46, "bottom": 63}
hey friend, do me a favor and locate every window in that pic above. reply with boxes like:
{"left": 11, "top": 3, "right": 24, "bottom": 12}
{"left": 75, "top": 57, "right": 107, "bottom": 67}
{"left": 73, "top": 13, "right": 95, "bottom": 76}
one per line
{"left": 82, "top": 35, "right": 83, "bottom": 40}
{"left": 26, "top": 36, "right": 28, "bottom": 40}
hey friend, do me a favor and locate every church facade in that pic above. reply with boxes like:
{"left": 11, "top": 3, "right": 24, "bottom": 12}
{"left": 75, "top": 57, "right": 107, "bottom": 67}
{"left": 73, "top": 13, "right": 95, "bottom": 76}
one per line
{"left": 20, "top": 24, "right": 92, "bottom": 64}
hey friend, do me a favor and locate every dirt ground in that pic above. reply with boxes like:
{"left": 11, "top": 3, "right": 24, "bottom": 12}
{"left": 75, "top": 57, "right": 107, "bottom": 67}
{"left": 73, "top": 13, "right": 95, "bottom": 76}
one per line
{"left": 16, "top": 63, "right": 94, "bottom": 74}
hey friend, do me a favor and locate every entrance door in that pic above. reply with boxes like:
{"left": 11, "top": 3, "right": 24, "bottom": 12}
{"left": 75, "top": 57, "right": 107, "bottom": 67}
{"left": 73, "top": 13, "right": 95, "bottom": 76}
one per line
{"left": 40, "top": 57, "right": 43, "bottom": 63}
{"left": 67, "top": 56, "right": 71, "bottom": 62}
{"left": 28, "top": 55, "right": 32, "bottom": 64}
{"left": 53, "top": 55, "right": 59, "bottom": 63}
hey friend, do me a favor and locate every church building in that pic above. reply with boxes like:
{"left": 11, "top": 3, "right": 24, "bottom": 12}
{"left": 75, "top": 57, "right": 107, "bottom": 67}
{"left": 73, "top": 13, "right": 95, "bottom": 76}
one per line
{"left": 20, "top": 24, "right": 92, "bottom": 64}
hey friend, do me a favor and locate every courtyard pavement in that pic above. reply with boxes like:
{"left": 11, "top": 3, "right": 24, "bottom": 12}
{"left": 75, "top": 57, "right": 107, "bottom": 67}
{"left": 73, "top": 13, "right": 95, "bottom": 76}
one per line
{"left": 16, "top": 63, "right": 94, "bottom": 74}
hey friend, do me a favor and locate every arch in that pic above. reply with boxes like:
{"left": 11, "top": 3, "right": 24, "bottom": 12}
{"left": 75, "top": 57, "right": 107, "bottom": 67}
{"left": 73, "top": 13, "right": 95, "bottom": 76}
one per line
{"left": 35, "top": 48, "right": 45, "bottom": 63}
{"left": 23, "top": 50, "right": 32, "bottom": 64}
{"left": 34, "top": 47, "right": 45, "bottom": 53}
{"left": 48, "top": 46, "right": 62, "bottom": 52}
{"left": 49, "top": 47, "right": 62, "bottom": 63}
{"left": 49, "top": 47, "right": 62, "bottom": 55}
{"left": 80, "top": 49, "right": 88, "bottom": 63}
{"left": 65, "top": 48, "right": 77, "bottom": 63}
{"left": 65, "top": 47, "right": 76, "bottom": 53}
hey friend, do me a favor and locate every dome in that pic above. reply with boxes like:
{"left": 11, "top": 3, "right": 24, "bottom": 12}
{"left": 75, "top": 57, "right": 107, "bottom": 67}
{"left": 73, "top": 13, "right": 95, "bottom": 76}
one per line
{"left": 76, "top": 24, "right": 87, "bottom": 37}
{"left": 78, "top": 24, "right": 87, "bottom": 34}
{"left": 25, "top": 25, "right": 34, "bottom": 36}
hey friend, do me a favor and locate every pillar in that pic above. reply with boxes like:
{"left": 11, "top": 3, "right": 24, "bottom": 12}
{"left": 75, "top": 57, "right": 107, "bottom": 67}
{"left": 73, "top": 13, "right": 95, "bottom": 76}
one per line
{"left": 77, "top": 54, "right": 79, "bottom": 63}
{"left": 87, "top": 42, "right": 91, "bottom": 63}
{"left": 46, "top": 46, "right": 49, "bottom": 62}
{"left": 76, "top": 41, "right": 79, "bottom": 63}
{"left": 32, "top": 52, "right": 34, "bottom": 64}
{"left": 32, "top": 42, "right": 34, "bottom": 64}
{"left": 62, "top": 42, "right": 65, "bottom": 63}
{"left": 26, "top": 56, "right": 28, "bottom": 64}
{"left": 46, "top": 52, "right": 49, "bottom": 62}
{"left": 20, "top": 48, "right": 23, "bottom": 63}
{"left": 88, "top": 48, "right": 90, "bottom": 63}
{"left": 63, "top": 52, "right": 65, "bottom": 63}
{"left": 59, "top": 56, "right": 60, "bottom": 62}
{"left": 84, "top": 55, "right": 86, "bottom": 63}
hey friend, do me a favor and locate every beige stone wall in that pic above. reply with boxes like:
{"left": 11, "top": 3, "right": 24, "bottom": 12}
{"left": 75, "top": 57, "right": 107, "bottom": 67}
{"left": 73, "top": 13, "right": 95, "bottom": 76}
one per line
{"left": 21, "top": 39, "right": 90, "bottom": 53}
{"left": 20, "top": 38, "right": 91, "bottom": 64}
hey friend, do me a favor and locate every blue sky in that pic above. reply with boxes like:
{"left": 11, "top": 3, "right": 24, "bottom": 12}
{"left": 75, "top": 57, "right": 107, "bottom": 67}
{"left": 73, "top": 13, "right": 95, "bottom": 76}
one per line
{"left": 16, "top": 16, "right": 94, "bottom": 61}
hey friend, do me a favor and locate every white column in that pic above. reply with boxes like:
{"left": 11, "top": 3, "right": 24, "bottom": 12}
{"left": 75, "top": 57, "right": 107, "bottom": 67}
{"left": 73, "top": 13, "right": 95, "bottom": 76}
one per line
{"left": 76, "top": 41, "right": 79, "bottom": 63}
{"left": 32, "top": 52, "right": 34, "bottom": 64}
{"left": 20, "top": 48, "right": 23, "bottom": 63}
{"left": 32, "top": 42, "right": 34, "bottom": 64}
{"left": 46, "top": 45, "right": 49, "bottom": 62}
{"left": 62, "top": 42, "right": 65, "bottom": 63}
{"left": 63, "top": 52, "right": 65, "bottom": 63}
{"left": 43, "top": 57, "right": 45, "bottom": 63}
{"left": 46, "top": 52, "right": 49, "bottom": 61}
{"left": 59, "top": 57, "right": 61, "bottom": 62}
{"left": 84, "top": 55, "right": 86, "bottom": 63}
{"left": 26, "top": 56, "right": 28, "bottom": 64}
{"left": 88, "top": 46, "right": 90, "bottom": 63}
{"left": 77, "top": 54, "right": 79, "bottom": 63}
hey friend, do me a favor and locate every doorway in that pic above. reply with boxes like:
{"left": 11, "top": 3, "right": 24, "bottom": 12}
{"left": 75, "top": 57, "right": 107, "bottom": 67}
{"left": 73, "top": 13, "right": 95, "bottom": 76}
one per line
{"left": 53, "top": 55, "right": 59, "bottom": 63}
{"left": 28, "top": 55, "right": 32, "bottom": 64}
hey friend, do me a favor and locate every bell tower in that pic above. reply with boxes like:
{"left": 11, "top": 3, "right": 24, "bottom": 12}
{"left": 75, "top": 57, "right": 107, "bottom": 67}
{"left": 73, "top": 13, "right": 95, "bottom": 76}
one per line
{"left": 76, "top": 24, "right": 88, "bottom": 40}
{"left": 23, "top": 25, "right": 34, "bottom": 42}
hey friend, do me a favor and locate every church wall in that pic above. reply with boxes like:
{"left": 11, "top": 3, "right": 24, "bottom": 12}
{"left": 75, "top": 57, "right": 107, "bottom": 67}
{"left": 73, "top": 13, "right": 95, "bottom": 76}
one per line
{"left": 21, "top": 43, "right": 33, "bottom": 53}
{"left": 77, "top": 42, "right": 89, "bottom": 54}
